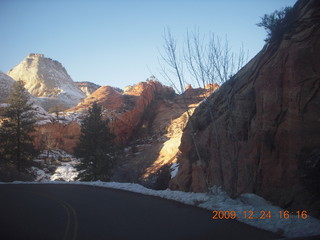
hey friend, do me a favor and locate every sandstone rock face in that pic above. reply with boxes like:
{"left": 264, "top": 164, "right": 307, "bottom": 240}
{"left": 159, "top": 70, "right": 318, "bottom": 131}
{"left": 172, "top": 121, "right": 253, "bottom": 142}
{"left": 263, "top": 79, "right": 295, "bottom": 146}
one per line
{"left": 170, "top": 0, "right": 320, "bottom": 216}
{"left": 0, "top": 71, "right": 14, "bottom": 103}
{"left": 73, "top": 85, "right": 125, "bottom": 111}
{"left": 111, "top": 81, "right": 175, "bottom": 143}
{"left": 76, "top": 81, "right": 100, "bottom": 96}
{"left": 7, "top": 54, "right": 86, "bottom": 110}
{"left": 73, "top": 79, "right": 175, "bottom": 144}
{"left": 141, "top": 85, "right": 219, "bottom": 178}
{"left": 33, "top": 121, "right": 81, "bottom": 153}
{"left": 142, "top": 110, "right": 192, "bottom": 179}
{"left": 111, "top": 82, "right": 218, "bottom": 186}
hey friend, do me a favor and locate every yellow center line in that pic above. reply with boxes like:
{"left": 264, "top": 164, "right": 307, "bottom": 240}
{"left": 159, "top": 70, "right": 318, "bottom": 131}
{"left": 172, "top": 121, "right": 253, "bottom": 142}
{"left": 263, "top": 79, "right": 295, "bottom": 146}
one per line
{"left": 58, "top": 198, "right": 78, "bottom": 240}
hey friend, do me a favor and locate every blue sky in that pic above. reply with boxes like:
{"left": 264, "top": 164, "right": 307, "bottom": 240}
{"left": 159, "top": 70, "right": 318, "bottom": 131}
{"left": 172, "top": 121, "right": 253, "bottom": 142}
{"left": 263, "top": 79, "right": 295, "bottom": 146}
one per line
{"left": 0, "top": 0, "right": 296, "bottom": 89}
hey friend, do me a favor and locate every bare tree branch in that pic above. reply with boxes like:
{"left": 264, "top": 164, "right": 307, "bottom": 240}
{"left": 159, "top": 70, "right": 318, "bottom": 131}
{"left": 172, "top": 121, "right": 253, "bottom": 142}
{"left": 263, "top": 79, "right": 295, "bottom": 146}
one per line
{"left": 158, "top": 28, "right": 249, "bottom": 194}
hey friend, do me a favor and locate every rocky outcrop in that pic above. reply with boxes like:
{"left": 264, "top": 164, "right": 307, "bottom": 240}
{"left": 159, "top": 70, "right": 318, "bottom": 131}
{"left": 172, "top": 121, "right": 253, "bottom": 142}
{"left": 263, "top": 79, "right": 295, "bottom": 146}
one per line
{"left": 76, "top": 81, "right": 100, "bottom": 96}
{"left": 141, "top": 84, "right": 219, "bottom": 178}
{"left": 33, "top": 121, "right": 81, "bottom": 153}
{"left": 111, "top": 82, "right": 219, "bottom": 186}
{"left": 7, "top": 54, "right": 86, "bottom": 110}
{"left": 181, "top": 83, "right": 219, "bottom": 103}
{"left": 111, "top": 80, "right": 175, "bottom": 143}
{"left": 73, "top": 85, "right": 125, "bottom": 111}
{"left": 72, "top": 78, "right": 175, "bottom": 144}
{"left": 170, "top": 0, "right": 320, "bottom": 216}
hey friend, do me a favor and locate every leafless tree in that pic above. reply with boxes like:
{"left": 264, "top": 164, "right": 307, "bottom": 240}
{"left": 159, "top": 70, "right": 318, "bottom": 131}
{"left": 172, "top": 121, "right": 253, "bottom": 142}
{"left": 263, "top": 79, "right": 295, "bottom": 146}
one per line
{"left": 159, "top": 27, "right": 247, "bottom": 91}
{"left": 159, "top": 28, "right": 248, "bottom": 195}
{"left": 159, "top": 28, "right": 186, "bottom": 94}
{"left": 159, "top": 28, "right": 203, "bottom": 165}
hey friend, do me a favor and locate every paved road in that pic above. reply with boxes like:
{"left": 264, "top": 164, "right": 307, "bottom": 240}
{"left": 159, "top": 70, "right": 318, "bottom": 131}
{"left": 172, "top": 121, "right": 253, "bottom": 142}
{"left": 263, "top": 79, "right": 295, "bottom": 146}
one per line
{"left": 0, "top": 184, "right": 281, "bottom": 240}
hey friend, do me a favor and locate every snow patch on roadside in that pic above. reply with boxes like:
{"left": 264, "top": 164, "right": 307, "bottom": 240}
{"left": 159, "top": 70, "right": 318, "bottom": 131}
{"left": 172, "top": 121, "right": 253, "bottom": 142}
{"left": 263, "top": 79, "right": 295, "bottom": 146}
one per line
{"left": 29, "top": 167, "right": 50, "bottom": 182}
{"left": 30, "top": 150, "right": 80, "bottom": 182}
{"left": 50, "top": 161, "right": 78, "bottom": 182}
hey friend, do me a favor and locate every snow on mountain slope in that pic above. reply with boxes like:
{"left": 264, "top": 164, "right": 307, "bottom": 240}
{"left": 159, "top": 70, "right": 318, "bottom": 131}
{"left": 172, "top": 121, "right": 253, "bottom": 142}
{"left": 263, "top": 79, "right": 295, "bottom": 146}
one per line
{"left": 7, "top": 54, "right": 86, "bottom": 110}
{"left": 0, "top": 71, "right": 55, "bottom": 125}
{"left": 76, "top": 81, "right": 101, "bottom": 96}
{"left": 0, "top": 71, "right": 15, "bottom": 103}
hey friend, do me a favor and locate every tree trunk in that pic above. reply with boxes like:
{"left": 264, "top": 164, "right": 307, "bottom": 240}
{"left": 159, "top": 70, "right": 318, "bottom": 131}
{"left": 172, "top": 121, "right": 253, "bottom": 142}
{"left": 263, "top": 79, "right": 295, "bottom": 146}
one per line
{"left": 17, "top": 114, "right": 21, "bottom": 171}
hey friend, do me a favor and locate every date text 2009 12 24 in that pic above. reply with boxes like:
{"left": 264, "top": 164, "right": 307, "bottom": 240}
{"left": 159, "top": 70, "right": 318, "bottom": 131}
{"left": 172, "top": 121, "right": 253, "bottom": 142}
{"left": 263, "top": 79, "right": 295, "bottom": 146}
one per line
{"left": 212, "top": 210, "right": 309, "bottom": 220}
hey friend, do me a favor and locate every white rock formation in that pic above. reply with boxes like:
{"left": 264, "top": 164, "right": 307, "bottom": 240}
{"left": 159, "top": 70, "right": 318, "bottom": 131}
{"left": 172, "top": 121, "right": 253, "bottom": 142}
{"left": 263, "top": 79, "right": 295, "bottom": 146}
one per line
{"left": 7, "top": 54, "right": 86, "bottom": 110}
{"left": 0, "top": 70, "right": 54, "bottom": 124}
{"left": 76, "top": 81, "right": 100, "bottom": 96}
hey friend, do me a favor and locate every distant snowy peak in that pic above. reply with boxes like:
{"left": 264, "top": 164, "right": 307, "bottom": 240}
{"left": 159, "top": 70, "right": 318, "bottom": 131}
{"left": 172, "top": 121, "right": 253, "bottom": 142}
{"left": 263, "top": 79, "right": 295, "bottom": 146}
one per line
{"left": 76, "top": 81, "right": 101, "bottom": 96}
{"left": 7, "top": 53, "right": 86, "bottom": 110}
{"left": 0, "top": 71, "right": 15, "bottom": 103}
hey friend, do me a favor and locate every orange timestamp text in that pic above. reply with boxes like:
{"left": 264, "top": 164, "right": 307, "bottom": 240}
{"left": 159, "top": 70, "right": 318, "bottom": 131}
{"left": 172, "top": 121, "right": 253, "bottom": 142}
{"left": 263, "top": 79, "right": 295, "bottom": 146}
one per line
{"left": 212, "top": 210, "right": 308, "bottom": 220}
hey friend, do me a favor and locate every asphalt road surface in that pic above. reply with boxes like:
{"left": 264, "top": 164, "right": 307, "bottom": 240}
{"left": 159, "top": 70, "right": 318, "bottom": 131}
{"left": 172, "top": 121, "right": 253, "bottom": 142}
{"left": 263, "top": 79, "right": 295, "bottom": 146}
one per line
{"left": 0, "top": 184, "right": 282, "bottom": 240}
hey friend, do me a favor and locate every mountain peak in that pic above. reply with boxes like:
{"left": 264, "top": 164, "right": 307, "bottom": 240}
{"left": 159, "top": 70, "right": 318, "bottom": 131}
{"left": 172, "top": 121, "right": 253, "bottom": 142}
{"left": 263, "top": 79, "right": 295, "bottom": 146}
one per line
{"left": 27, "top": 53, "right": 44, "bottom": 58}
{"left": 7, "top": 54, "right": 85, "bottom": 110}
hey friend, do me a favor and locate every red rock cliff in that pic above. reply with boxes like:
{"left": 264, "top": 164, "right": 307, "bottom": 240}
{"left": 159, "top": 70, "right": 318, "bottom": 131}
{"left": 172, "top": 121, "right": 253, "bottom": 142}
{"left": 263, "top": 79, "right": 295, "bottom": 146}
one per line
{"left": 71, "top": 80, "right": 175, "bottom": 144}
{"left": 33, "top": 121, "right": 81, "bottom": 153}
{"left": 110, "top": 81, "right": 170, "bottom": 143}
{"left": 170, "top": 0, "right": 320, "bottom": 216}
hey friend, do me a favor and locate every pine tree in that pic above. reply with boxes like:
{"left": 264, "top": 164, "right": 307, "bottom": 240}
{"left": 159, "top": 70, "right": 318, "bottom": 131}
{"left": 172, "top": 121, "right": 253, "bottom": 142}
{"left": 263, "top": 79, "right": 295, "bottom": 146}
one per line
{"left": 257, "top": 7, "right": 293, "bottom": 42}
{"left": 0, "top": 81, "right": 37, "bottom": 171}
{"left": 74, "top": 102, "right": 115, "bottom": 181}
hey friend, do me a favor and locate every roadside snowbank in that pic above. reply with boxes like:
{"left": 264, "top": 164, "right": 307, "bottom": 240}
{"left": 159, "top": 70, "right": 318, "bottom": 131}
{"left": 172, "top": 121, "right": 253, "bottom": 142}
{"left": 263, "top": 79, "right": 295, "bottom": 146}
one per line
{"left": 30, "top": 150, "right": 79, "bottom": 182}
{"left": 2, "top": 181, "right": 320, "bottom": 238}
{"left": 50, "top": 161, "right": 78, "bottom": 182}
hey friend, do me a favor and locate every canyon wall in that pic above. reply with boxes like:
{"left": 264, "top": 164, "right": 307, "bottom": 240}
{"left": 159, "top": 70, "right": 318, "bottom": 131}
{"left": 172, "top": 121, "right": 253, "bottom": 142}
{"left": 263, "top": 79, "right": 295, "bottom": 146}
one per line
{"left": 170, "top": 0, "right": 320, "bottom": 216}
